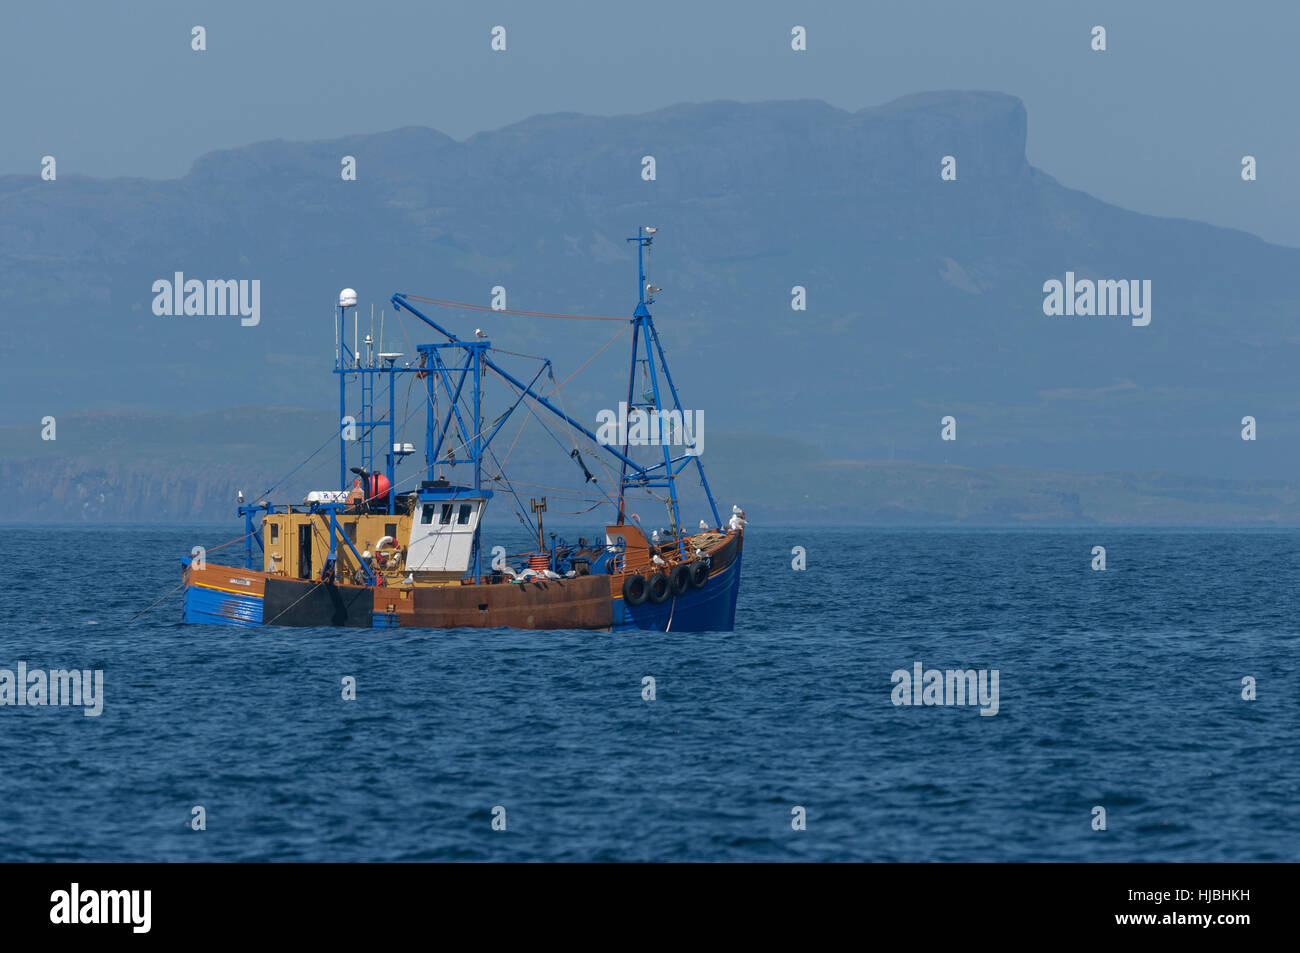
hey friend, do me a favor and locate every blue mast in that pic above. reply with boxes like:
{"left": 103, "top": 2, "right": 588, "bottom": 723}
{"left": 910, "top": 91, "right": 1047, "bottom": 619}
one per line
{"left": 335, "top": 289, "right": 397, "bottom": 516}
{"left": 620, "top": 227, "right": 722, "bottom": 537}
{"left": 622, "top": 227, "right": 679, "bottom": 533}
{"left": 338, "top": 289, "right": 353, "bottom": 497}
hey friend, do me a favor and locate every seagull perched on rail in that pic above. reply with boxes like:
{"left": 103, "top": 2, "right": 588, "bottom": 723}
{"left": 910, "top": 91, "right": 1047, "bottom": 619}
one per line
{"left": 475, "top": 328, "right": 488, "bottom": 339}
{"left": 698, "top": 519, "right": 708, "bottom": 531}
{"left": 651, "top": 553, "right": 667, "bottom": 567}
{"left": 651, "top": 529, "right": 660, "bottom": 543}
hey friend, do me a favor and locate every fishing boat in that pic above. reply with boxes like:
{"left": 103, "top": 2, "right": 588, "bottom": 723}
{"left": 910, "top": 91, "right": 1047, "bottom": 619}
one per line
{"left": 182, "top": 228, "right": 744, "bottom": 630}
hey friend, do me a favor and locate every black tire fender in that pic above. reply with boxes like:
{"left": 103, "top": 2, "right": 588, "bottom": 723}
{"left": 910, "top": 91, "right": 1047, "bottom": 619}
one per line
{"left": 646, "top": 572, "right": 671, "bottom": 604}
{"left": 622, "top": 573, "right": 649, "bottom": 606}
{"left": 688, "top": 560, "right": 710, "bottom": 589}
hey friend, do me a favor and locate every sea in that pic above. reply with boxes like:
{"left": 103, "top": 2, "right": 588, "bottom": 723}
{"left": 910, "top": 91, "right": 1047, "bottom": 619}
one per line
{"left": 0, "top": 524, "right": 1296, "bottom": 862}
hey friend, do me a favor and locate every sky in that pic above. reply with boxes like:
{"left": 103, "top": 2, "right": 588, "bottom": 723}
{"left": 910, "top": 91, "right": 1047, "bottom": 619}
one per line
{"left": 3, "top": 1, "right": 1297, "bottom": 247}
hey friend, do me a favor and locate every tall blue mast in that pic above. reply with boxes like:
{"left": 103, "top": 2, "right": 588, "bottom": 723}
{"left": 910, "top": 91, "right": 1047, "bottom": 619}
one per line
{"left": 335, "top": 290, "right": 396, "bottom": 515}
{"left": 619, "top": 227, "right": 722, "bottom": 536}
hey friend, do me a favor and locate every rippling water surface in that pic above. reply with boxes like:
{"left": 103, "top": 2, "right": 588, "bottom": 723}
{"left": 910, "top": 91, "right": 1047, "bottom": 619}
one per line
{"left": 0, "top": 525, "right": 1296, "bottom": 861}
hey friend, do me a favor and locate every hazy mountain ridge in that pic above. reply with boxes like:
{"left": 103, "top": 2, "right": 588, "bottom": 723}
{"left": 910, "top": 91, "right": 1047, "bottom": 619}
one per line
{"left": 5, "top": 409, "right": 1300, "bottom": 525}
{"left": 3, "top": 91, "right": 1299, "bottom": 521}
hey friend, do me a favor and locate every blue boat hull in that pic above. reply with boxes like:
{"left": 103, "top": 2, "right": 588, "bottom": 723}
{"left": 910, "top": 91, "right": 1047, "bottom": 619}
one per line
{"left": 611, "top": 550, "right": 741, "bottom": 632}
{"left": 184, "top": 578, "right": 264, "bottom": 626}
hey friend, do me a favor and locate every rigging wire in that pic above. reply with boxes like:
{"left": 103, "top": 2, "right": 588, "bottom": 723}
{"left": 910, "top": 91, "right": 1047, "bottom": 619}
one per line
{"left": 257, "top": 429, "right": 340, "bottom": 499}
{"left": 402, "top": 294, "right": 627, "bottom": 322}
{"left": 393, "top": 304, "right": 540, "bottom": 534}
{"left": 484, "top": 364, "right": 621, "bottom": 512}
{"left": 129, "top": 529, "right": 258, "bottom": 621}
{"left": 301, "top": 300, "right": 677, "bottom": 536}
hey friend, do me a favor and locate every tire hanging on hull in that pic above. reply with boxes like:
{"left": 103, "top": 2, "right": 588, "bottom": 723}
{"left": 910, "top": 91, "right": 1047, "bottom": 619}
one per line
{"left": 669, "top": 563, "right": 691, "bottom": 596}
{"left": 688, "top": 560, "right": 709, "bottom": 588}
{"left": 646, "top": 572, "right": 670, "bottom": 604}
{"left": 622, "top": 573, "right": 649, "bottom": 606}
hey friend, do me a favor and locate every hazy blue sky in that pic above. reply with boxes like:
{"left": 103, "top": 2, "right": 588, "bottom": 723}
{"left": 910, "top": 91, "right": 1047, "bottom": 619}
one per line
{"left": 5, "top": 0, "right": 1297, "bottom": 246}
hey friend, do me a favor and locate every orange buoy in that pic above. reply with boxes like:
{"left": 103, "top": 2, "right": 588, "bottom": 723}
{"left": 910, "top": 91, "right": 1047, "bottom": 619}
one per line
{"left": 366, "top": 473, "right": 391, "bottom": 504}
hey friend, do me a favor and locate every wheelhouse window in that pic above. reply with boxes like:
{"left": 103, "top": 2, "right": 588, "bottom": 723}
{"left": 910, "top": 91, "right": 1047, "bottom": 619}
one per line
{"left": 439, "top": 504, "right": 453, "bottom": 525}
{"left": 457, "top": 503, "right": 473, "bottom": 525}
{"left": 420, "top": 504, "right": 436, "bottom": 525}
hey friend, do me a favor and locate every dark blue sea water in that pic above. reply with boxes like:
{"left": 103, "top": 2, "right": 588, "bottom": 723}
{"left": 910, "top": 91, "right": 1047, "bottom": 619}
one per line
{"left": 1, "top": 525, "right": 1296, "bottom": 862}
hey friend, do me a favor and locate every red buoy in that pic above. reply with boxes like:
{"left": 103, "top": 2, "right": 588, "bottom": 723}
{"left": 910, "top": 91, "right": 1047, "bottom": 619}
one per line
{"left": 347, "top": 472, "right": 392, "bottom": 508}
{"left": 366, "top": 473, "right": 391, "bottom": 503}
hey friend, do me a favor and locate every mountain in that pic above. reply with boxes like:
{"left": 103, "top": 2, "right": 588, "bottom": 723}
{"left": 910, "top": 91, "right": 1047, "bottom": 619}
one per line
{"left": 3, "top": 92, "right": 1299, "bottom": 522}
{"left": 5, "top": 409, "right": 1300, "bottom": 525}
